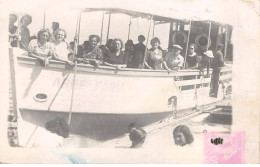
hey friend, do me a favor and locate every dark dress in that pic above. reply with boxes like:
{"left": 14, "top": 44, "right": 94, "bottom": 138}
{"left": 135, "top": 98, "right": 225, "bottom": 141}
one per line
{"left": 9, "top": 26, "right": 18, "bottom": 47}
{"left": 134, "top": 43, "right": 146, "bottom": 58}
{"left": 186, "top": 53, "right": 199, "bottom": 68}
{"left": 105, "top": 50, "right": 129, "bottom": 65}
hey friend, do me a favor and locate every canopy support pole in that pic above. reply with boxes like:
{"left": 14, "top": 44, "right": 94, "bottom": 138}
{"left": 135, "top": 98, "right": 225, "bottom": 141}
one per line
{"left": 152, "top": 20, "right": 155, "bottom": 38}
{"left": 17, "top": 12, "right": 21, "bottom": 48}
{"left": 106, "top": 13, "right": 111, "bottom": 43}
{"left": 207, "top": 21, "right": 212, "bottom": 51}
{"left": 43, "top": 9, "right": 46, "bottom": 29}
{"left": 183, "top": 20, "right": 192, "bottom": 69}
{"left": 127, "top": 16, "right": 132, "bottom": 40}
{"left": 224, "top": 25, "right": 228, "bottom": 61}
{"left": 142, "top": 15, "right": 154, "bottom": 68}
{"left": 100, "top": 12, "right": 105, "bottom": 45}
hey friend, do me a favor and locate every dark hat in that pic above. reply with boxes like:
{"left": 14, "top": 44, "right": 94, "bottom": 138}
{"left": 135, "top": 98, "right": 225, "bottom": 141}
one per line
{"left": 172, "top": 44, "right": 183, "bottom": 50}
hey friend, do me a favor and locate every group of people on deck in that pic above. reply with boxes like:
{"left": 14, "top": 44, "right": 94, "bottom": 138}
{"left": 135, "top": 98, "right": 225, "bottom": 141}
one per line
{"left": 9, "top": 13, "right": 225, "bottom": 73}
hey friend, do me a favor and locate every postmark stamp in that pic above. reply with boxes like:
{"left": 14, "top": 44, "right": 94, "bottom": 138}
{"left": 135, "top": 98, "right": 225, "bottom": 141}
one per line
{"left": 204, "top": 132, "right": 245, "bottom": 164}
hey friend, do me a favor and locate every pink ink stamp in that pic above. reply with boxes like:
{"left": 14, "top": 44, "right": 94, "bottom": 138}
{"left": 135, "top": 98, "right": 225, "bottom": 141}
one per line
{"left": 204, "top": 132, "right": 245, "bottom": 164}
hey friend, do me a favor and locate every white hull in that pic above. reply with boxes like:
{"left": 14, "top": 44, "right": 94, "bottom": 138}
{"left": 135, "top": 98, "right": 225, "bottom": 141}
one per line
{"left": 10, "top": 48, "right": 232, "bottom": 141}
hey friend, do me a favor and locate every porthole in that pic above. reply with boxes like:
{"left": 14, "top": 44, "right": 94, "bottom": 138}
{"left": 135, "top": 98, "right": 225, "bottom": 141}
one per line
{"left": 34, "top": 93, "right": 48, "bottom": 102}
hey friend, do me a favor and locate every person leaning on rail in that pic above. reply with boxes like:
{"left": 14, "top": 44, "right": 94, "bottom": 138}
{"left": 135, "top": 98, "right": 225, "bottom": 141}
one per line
{"left": 163, "top": 44, "right": 184, "bottom": 72}
{"left": 144, "top": 37, "right": 164, "bottom": 70}
{"left": 19, "top": 14, "right": 32, "bottom": 51}
{"left": 52, "top": 29, "right": 74, "bottom": 66}
{"left": 75, "top": 35, "right": 103, "bottom": 68}
{"left": 9, "top": 13, "right": 21, "bottom": 47}
{"left": 186, "top": 43, "right": 200, "bottom": 69}
{"left": 28, "top": 29, "right": 54, "bottom": 67}
{"left": 103, "top": 38, "right": 129, "bottom": 69}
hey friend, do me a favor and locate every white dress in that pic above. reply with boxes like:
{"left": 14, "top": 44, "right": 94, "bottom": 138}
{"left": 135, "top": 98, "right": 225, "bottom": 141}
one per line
{"left": 54, "top": 42, "right": 71, "bottom": 60}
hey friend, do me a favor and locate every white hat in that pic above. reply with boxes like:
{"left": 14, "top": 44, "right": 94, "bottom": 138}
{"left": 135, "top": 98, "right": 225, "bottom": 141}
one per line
{"left": 204, "top": 50, "right": 214, "bottom": 58}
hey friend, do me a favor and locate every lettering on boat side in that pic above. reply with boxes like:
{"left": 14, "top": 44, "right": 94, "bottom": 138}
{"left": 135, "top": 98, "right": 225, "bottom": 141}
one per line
{"left": 204, "top": 132, "right": 245, "bottom": 164}
{"left": 52, "top": 77, "right": 125, "bottom": 92}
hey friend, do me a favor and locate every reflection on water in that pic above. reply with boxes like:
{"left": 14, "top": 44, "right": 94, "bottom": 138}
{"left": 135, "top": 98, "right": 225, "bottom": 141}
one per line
{"left": 61, "top": 105, "right": 232, "bottom": 148}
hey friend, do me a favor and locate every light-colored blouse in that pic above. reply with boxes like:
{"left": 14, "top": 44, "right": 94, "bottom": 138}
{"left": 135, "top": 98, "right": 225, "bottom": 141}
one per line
{"left": 28, "top": 39, "right": 54, "bottom": 58}
{"left": 164, "top": 52, "right": 184, "bottom": 69}
{"left": 54, "top": 42, "right": 72, "bottom": 60}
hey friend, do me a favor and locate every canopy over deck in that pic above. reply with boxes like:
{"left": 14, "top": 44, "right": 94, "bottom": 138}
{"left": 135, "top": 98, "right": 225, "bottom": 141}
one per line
{"left": 76, "top": 0, "right": 237, "bottom": 26}
{"left": 7, "top": 0, "right": 238, "bottom": 26}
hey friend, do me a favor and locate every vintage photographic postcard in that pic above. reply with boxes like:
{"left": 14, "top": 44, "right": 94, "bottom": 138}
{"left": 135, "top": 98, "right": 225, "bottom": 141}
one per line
{"left": 0, "top": 0, "right": 259, "bottom": 164}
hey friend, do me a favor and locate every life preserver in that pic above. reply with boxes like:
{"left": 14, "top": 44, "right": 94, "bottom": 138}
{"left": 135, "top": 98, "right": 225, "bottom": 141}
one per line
{"left": 172, "top": 31, "right": 187, "bottom": 45}
{"left": 195, "top": 33, "right": 211, "bottom": 50}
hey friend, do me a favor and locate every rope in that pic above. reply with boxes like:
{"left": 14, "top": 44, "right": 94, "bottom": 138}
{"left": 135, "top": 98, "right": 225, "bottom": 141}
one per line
{"left": 68, "top": 62, "right": 77, "bottom": 125}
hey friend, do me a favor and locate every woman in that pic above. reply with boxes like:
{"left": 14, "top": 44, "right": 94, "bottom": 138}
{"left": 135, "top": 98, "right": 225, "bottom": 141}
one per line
{"left": 104, "top": 38, "right": 128, "bottom": 69}
{"left": 163, "top": 44, "right": 184, "bottom": 71}
{"left": 99, "top": 39, "right": 114, "bottom": 62}
{"left": 28, "top": 29, "right": 54, "bottom": 66}
{"left": 144, "top": 37, "right": 164, "bottom": 70}
{"left": 52, "top": 29, "right": 74, "bottom": 65}
{"left": 19, "top": 14, "right": 32, "bottom": 50}
{"left": 173, "top": 125, "right": 194, "bottom": 147}
{"left": 128, "top": 123, "right": 147, "bottom": 148}
{"left": 80, "top": 35, "right": 103, "bottom": 67}
{"left": 9, "top": 14, "right": 20, "bottom": 47}
{"left": 186, "top": 43, "right": 199, "bottom": 69}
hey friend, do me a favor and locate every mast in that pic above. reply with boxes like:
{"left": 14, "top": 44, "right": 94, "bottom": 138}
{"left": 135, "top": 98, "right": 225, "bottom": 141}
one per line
{"left": 224, "top": 25, "right": 228, "bottom": 61}
{"left": 68, "top": 11, "right": 81, "bottom": 126}
{"left": 152, "top": 20, "right": 155, "bottom": 38}
{"left": 43, "top": 8, "right": 46, "bottom": 29}
{"left": 127, "top": 15, "right": 132, "bottom": 40}
{"left": 207, "top": 20, "right": 212, "bottom": 51}
{"left": 100, "top": 11, "right": 105, "bottom": 45}
{"left": 106, "top": 13, "right": 111, "bottom": 43}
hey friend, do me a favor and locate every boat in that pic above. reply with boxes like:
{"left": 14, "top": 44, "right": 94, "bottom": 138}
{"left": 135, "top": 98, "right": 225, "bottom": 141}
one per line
{"left": 9, "top": 5, "right": 233, "bottom": 144}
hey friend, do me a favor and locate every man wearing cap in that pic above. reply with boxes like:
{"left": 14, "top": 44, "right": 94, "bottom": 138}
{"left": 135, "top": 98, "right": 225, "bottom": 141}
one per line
{"left": 210, "top": 43, "right": 225, "bottom": 97}
{"left": 163, "top": 44, "right": 184, "bottom": 71}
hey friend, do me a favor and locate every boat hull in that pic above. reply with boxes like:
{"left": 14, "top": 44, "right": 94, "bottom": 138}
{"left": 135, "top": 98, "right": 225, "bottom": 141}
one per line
{"left": 9, "top": 48, "right": 232, "bottom": 143}
{"left": 20, "top": 108, "right": 173, "bottom": 140}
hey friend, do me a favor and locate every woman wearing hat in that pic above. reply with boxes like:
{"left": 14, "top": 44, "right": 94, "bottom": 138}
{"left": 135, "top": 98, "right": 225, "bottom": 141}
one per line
{"left": 163, "top": 44, "right": 184, "bottom": 71}
{"left": 9, "top": 14, "right": 20, "bottom": 46}
{"left": 144, "top": 37, "right": 164, "bottom": 70}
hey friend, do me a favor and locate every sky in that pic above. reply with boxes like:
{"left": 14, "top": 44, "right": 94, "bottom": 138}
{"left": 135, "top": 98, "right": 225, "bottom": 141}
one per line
{"left": 10, "top": 6, "right": 170, "bottom": 49}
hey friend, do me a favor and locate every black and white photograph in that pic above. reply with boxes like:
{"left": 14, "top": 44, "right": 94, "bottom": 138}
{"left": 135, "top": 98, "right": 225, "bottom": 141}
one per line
{"left": 0, "top": 0, "right": 259, "bottom": 164}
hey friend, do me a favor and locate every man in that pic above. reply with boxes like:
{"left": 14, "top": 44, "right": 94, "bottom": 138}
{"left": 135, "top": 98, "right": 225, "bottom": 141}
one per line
{"left": 50, "top": 22, "right": 60, "bottom": 42}
{"left": 210, "top": 43, "right": 225, "bottom": 98}
{"left": 134, "top": 35, "right": 146, "bottom": 67}
{"left": 186, "top": 44, "right": 199, "bottom": 69}
{"left": 163, "top": 44, "right": 184, "bottom": 71}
